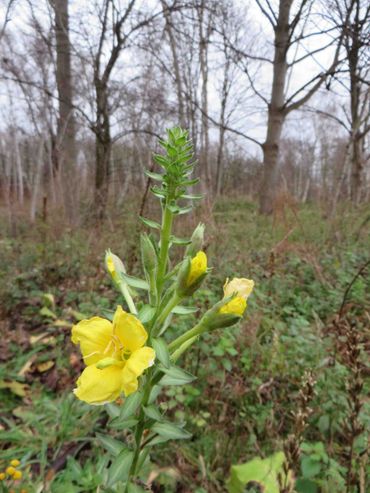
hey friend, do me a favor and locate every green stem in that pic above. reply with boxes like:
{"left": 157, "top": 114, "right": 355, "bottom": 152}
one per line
{"left": 118, "top": 281, "right": 137, "bottom": 315}
{"left": 152, "top": 291, "right": 181, "bottom": 335}
{"left": 124, "top": 373, "right": 153, "bottom": 491}
{"left": 168, "top": 321, "right": 205, "bottom": 353}
{"left": 157, "top": 205, "right": 173, "bottom": 294}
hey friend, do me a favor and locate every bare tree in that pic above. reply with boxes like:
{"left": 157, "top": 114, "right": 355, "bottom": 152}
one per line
{"left": 251, "top": 0, "right": 352, "bottom": 213}
{"left": 50, "top": 0, "right": 77, "bottom": 222}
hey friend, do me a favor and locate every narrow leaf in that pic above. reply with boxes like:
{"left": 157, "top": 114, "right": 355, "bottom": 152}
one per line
{"left": 96, "top": 433, "right": 125, "bottom": 457}
{"left": 152, "top": 422, "right": 191, "bottom": 441}
{"left": 138, "top": 305, "right": 156, "bottom": 324}
{"left": 139, "top": 216, "right": 161, "bottom": 230}
{"left": 120, "top": 391, "right": 143, "bottom": 420}
{"left": 120, "top": 273, "right": 149, "bottom": 290}
{"left": 160, "top": 365, "right": 196, "bottom": 386}
{"left": 170, "top": 236, "right": 191, "bottom": 246}
{"left": 144, "top": 170, "right": 163, "bottom": 181}
{"left": 109, "top": 418, "right": 139, "bottom": 430}
{"left": 151, "top": 338, "right": 170, "bottom": 368}
{"left": 143, "top": 404, "right": 163, "bottom": 422}
{"left": 172, "top": 306, "right": 199, "bottom": 315}
{"left": 107, "top": 449, "right": 134, "bottom": 487}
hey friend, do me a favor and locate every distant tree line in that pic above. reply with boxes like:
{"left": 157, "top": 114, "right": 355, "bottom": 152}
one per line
{"left": 0, "top": 0, "right": 369, "bottom": 223}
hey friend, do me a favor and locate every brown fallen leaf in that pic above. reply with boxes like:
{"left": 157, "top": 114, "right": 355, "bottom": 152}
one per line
{"left": 18, "top": 356, "right": 37, "bottom": 377}
{"left": 0, "top": 379, "right": 30, "bottom": 397}
{"left": 36, "top": 360, "right": 55, "bottom": 373}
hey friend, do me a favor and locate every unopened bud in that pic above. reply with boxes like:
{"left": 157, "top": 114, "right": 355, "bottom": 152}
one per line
{"left": 176, "top": 251, "right": 207, "bottom": 297}
{"left": 140, "top": 233, "right": 157, "bottom": 275}
{"left": 185, "top": 223, "right": 205, "bottom": 257}
{"left": 105, "top": 250, "right": 126, "bottom": 284}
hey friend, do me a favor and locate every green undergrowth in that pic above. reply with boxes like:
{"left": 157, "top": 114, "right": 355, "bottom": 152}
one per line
{"left": 0, "top": 199, "right": 369, "bottom": 492}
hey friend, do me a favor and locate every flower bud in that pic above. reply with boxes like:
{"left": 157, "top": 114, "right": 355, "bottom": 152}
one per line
{"left": 140, "top": 233, "right": 157, "bottom": 275}
{"left": 199, "top": 296, "right": 242, "bottom": 331}
{"left": 185, "top": 223, "right": 205, "bottom": 257}
{"left": 176, "top": 251, "right": 207, "bottom": 297}
{"left": 105, "top": 250, "right": 125, "bottom": 284}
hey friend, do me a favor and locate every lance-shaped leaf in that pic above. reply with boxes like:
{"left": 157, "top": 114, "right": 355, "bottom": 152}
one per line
{"left": 139, "top": 216, "right": 161, "bottom": 229}
{"left": 151, "top": 422, "right": 191, "bottom": 443}
{"left": 151, "top": 338, "right": 170, "bottom": 368}
{"left": 107, "top": 449, "right": 134, "bottom": 487}
{"left": 160, "top": 365, "right": 196, "bottom": 386}
{"left": 96, "top": 433, "right": 125, "bottom": 457}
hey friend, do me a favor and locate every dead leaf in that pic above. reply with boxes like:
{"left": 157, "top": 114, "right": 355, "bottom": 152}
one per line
{"left": 0, "top": 379, "right": 29, "bottom": 397}
{"left": 18, "top": 356, "right": 37, "bottom": 376}
{"left": 36, "top": 360, "right": 55, "bottom": 373}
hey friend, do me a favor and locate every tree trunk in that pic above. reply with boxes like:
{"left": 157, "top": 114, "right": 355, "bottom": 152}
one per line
{"left": 161, "top": 0, "right": 186, "bottom": 127}
{"left": 348, "top": 0, "right": 363, "bottom": 204}
{"left": 259, "top": 0, "right": 292, "bottom": 214}
{"left": 52, "top": 0, "right": 77, "bottom": 223}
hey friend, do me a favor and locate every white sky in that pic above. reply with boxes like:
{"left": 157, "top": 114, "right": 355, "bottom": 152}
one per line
{"left": 0, "top": 0, "right": 351, "bottom": 157}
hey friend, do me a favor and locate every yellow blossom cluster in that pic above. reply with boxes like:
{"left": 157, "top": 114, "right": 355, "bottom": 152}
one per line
{"left": 0, "top": 459, "right": 26, "bottom": 492}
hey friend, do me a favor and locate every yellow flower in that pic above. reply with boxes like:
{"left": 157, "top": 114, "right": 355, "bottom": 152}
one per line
{"left": 72, "top": 306, "right": 155, "bottom": 405}
{"left": 13, "top": 470, "right": 22, "bottom": 480}
{"left": 186, "top": 251, "right": 207, "bottom": 287}
{"left": 0, "top": 472, "right": 5, "bottom": 480}
{"left": 223, "top": 278, "right": 254, "bottom": 299}
{"left": 219, "top": 277, "right": 254, "bottom": 316}
{"left": 10, "top": 460, "right": 20, "bottom": 467}
{"left": 6, "top": 467, "right": 16, "bottom": 476}
{"left": 219, "top": 297, "right": 247, "bottom": 316}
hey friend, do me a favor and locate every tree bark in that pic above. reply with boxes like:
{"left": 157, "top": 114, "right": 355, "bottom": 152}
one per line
{"left": 161, "top": 0, "right": 186, "bottom": 127}
{"left": 259, "top": 0, "right": 292, "bottom": 214}
{"left": 94, "top": 83, "right": 111, "bottom": 220}
{"left": 348, "top": 0, "right": 363, "bottom": 204}
{"left": 52, "top": 0, "right": 77, "bottom": 222}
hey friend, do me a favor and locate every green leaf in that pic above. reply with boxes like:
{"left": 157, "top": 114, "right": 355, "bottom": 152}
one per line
{"left": 107, "top": 449, "right": 134, "bottom": 487}
{"left": 172, "top": 305, "right": 198, "bottom": 315}
{"left": 139, "top": 216, "right": 161, "bottom": 230}
{"left": 40, "top": 306, "right": 57, "bottom": 319}
{"left": 120, "top": 273, "right": 149, "bottom": 290}
{"left": 138, "top": 305, "right": 156, "bottom": 324}
{"left": 181, "top": 193, "right": 203, "bottom": 200}
{"left": 119, "top": 391, "right": 143, "bottom": 421}
{"left": 96, "top": 433, "right": 125, "bottom": 457}
{"left": 151, "top": 186, "right": 166, "bottom": 199}
{"left": 160, "top": 365, "right": 196, "bottom": 386}
{"left": 143, "top": 404, "right": 163, "bottom": 422}
{"left": 152, "top": 338, "right": 170, "bottom": 368}
{"left": 176, "top": 206, "right": 193, "bottom": 215}
{"left": 227, "top": 452, "right": 291, "bottom": 493}
{"left": 144, "top": 170, "right": 163, "bottom": 181}
{"left": 105, "top": 403, "right": 121, "bottom": 419}
{"left": 148, "top": 384, "right": 161, "bottom": 404}
{"left": 152, "top": 422, "right": 191, "bottom": 441}
{"left": 170, "top": 235, "right": 191, "bottom": 245}
{"left": 295, "top": 478, "right": 318, "bottom": 493}
{"left": 301, "top": 456, "right": 322, "bottom": 478}
{"left": 109, "top": 418, "right": 139, "bottom": 430}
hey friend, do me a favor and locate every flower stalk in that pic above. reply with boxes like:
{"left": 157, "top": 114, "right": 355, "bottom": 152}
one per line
{"left": 69, "top": 127, "right": 254, "bottom": 491}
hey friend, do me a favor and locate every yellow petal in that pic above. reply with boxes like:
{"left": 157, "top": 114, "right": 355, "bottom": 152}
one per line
{"left": 71, "top": 317, "right": 115, "bottom": 366}
{"left": 223, "top": 278, "right": 254, "bottom": 300}
{"left": 73, "top": 364, "right": 123, "bottom": 405}
{"left": 121, "top": 367, "right": 139, "bottom": 396}
{"left": 219, "top": 296, "right": 247, "bottom": 316}
{"left": 186, "top": 251, "right": 207, "bottom": 286}
{"left": 113, "top": 305, "right": 148, "bottom": 352}
{"left": 121, "top": 347, "right": 155, "bottom": 396}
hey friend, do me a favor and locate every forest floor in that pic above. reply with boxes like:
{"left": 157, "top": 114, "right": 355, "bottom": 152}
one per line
{"left": 0, "top": 197, "right": 369, "bottom": 493}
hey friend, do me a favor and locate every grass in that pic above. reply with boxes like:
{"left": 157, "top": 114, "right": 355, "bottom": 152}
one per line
{"left": 0, "top": 197, "right": 369, "bottom": 492}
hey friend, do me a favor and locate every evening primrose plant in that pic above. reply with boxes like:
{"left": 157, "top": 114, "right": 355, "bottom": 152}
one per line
{"left": 70, "top": 127, "right": 254, "bottom": 491}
